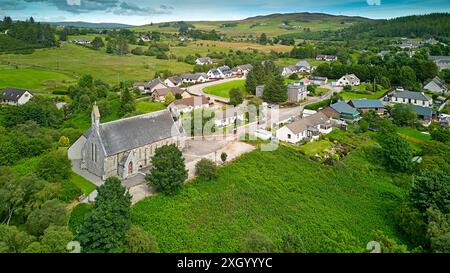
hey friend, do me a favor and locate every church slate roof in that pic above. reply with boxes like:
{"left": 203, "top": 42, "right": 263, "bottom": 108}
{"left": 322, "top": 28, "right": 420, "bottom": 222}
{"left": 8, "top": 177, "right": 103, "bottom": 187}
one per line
{"left": 91, "top": 109, "right": 183, "bottom": 156}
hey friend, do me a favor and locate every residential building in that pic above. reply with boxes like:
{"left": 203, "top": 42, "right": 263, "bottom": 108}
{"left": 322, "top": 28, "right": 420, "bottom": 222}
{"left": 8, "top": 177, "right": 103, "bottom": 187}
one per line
{"left": 423, "top": 76, "right": 448, "bottom": 95}
{"left": 287, "top": 82, "right": 308, "bottom": 103}
{"left": 180, "top": 73, "right": 208, "bottom": 84}
{"left": 164, "top": 76, "right": 183, "bottom": 87}
{"left": 231, "top": 64, "right": 253, "bottom": 76}
{"left": 391, "top": 90, "right": 432, "bottom": 107}
{"left": 412, "top": 105, "right": 433, "bottom": 126}
{"left": 214, "top": 107, "right": 244, "bottom": 127}
{"left": 276, "top": 112, "right": 332, "bottom": 144}
{"left": 316, "top": 54, "right": 337, "bottom": 61}
{"left": 168, "top": 96, "right": 210, "bottom": 115}
{"left": 73, "top": 38, "right": 91, "bottom": 45}
{"left": 134, "top": 78, "right": 167, "bottom": 94}
{"left": 309, "top": 76, "right": 328, "bottom": 86}
{"left": 195, "top": 57, "right": 213, "bottom": 65}
{"left": 207, "top": 66, "right": 232, "bottom": 79}
{"left": 256, "top": 85, "right": 265, "bottom": 97}
{"left": 322, "top": 102, "right": 360, "bottom": 121}
{"left": 337, "top": 74, "right": 360, "bottom": 87}
{"left": 296, "top": 60, "right": 311, "bottom": 70}
{"left": 68, "top": 104, "right": 185, "bottom": 180}
{"left": 348, "top": 99, "right": 385, "bottom": 114}
{"left": 1, "top": 88, "right": 33, "bottom": 105}
{"left": 429, "top": 56, "right": 450, "bottom": 70}
{"left": 152, "top": 87, "right": 191, "bottom": 102}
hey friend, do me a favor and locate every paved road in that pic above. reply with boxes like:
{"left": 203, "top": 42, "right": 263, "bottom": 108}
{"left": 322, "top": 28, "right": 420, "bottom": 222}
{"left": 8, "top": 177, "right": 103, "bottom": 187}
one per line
{"left": 187, "top": 77, "right": 246, "bottom": 104}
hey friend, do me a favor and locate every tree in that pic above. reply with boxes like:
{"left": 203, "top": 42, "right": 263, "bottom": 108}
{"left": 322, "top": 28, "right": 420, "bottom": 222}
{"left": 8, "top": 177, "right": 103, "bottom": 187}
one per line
{"left": 263, "top": 74, "right": 287, "bottom": 103}
{"left": 195, "top": 159, "right": 217, "bottom": 180}
{"left": 0, "top": 224, "right": 35, "bottom": 253}
{"left": 221, "top": 152, "right": 228, "bottom": 163}
{"left": 410, "top": 170, "right": 450, "bottom": 215}
{"left": 175, "top": 93, "right": 182, "bottom": 100}
{"left": 371, "top": 230, "right": 409, "bottom": 253}
{"left": 431, "top": 128, "right": 450, "bottom": 143}
{"left": 123, "top": 225, "right": 158, "bottom": 253}
{"left": 115, "top": 35, "right": 129, "bottom": 55}
{"left": 398, "top": 66, "right": 417, "bottom": 90}
{"left": 78, "top": 74, "right": 94, "bottom": 89}
{"left": 36, "top": 150, "right": 72, "bottom": 183}
{"left": 390, "top": 103, "right": 417, "bottom": 126}
{"left": 394, "top": 203, "right": 428, "bottom": 246}
{"left": 77, "top": 177, "right": 131, "bottom": 253}
{"left": 59, "top": 29, "right": 68, "bottom": 41}
{"left": 91, "top": 37, "right": 105, "bottom": 50}
{"left": 343, "top": 85, "right": 352, "bottom": 92}
{"left": 164, "top": 91, "right": 175, "bottom": 106}
{"left": 58, "top": 136, "right": 70, "bottom": 147}
{"left": 379, "top": 132, "right": 412, "bottom": 172}
{"left": 39, "top": 225, "right": 73, "bottom": 253}
{"left": 229, "top": 88, "right": 244, "bottom": 106}
{"left": 26, "top": 199, "right": 66, "bottom": 236}
{"left": 426, "top": 208, "right": 450, "bottom": 253}
{"left": 146, "top": 145, "right": 188, "bottom": 195}
{"left": 119, "top": 87, "right": 135, "bottom": 117}
{"left": 258, "top": 33, "right": 268, "bottom": 45}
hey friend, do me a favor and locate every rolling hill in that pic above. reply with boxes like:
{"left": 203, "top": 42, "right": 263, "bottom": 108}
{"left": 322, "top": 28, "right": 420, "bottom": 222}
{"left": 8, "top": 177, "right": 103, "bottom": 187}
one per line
{"left": 131, "top": 12, "right": 373, "bottom": 37}
{"left": 49, "top": 21, "right": 134, "bottom": 29}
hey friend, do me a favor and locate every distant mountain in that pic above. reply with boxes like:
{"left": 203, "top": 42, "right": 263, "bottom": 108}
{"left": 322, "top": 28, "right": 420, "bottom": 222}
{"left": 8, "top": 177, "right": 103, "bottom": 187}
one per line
{"left": 48, "top": 21, "right": 134, "bottom": 29}
{"left": 243, "top": 12, "right": 371, "bottom": 22}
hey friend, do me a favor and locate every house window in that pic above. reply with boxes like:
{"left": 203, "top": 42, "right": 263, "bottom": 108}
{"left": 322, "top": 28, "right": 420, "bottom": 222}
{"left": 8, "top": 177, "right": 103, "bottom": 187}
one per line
{"left": 422, "top": 101, "right": 425, "bottom": 105}
{"left": 91, "top": 143, "right": 94, "bottom": 161}
{"left": 287, "top": 134, "right": 291, "bottom": 139}
{"left": 94, "top": 144, "right": 98, "bottom": 162}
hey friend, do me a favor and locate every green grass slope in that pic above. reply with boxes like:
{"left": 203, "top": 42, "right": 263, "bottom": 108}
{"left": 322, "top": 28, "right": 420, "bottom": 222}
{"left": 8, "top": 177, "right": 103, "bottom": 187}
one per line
{"left": 131, "top": 144, "right": 406, "bottom": 253}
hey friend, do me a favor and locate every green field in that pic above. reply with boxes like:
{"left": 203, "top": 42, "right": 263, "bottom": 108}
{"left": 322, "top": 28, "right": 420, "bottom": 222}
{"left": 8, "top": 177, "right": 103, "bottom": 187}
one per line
{"left": 340, "top": 87, "right": 387, "bottom": 100}
{"left": 0, "top": 43, "right": 193, "bottom": 87}
{"left": 0, "top": 66, "right": 75, "bottom": 91}
{"left": 136, "top": 100, "right": 166, "bottom": 114}
{"left": 132, "top": 142, "right": 406, "bottom": 252}
{"left": 297, "top": 140, "right": 333, "bottom": 156}
{"left": 203, "top": 80, "right": 246, "bottom": 98}
{"left": 397, "top": 127, "right": 432, "bottom": 142}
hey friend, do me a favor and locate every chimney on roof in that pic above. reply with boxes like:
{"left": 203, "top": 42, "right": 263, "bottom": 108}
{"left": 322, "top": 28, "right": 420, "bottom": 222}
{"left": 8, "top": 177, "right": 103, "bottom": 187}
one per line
{"left": 91, "top": 101, "right": 100, "bottom": 130}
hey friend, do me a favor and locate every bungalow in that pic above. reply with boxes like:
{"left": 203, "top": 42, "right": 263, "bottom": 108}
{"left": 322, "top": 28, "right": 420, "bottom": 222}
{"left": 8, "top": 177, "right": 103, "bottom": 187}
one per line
{"left": 337, "top": 74, "right": 360, "bottom": 87}
{"left": 309, "top": 76, "right": 328, "bottom": 86}
{"left": 429, "top": 56, "right": 450, "bottom": 71}
{"left": 391, "top": 90, "right": 432, "bottom": 107}
{"left": 195, "top": 57, "right": 213, "bottom": 66}
{"left": 138, "top": 35, "right": 152, "bottom": 43}
{"left": 423, "top": 76, "right": 448, "bottom": 95}
{"left": 296, "top": 60, "right": 311, "bottom": 70}
{"left": 152, "top": 87, "right": 191, "bottom": 102}
{"left": 214, "top": 107, "right": 244, "bottom": 127}
{"left": 164, "top": 76, "right": 183, "bottom": 87}
{"left": 348, "top": 99, "right": 385, "bottom": 114}
{"left": 322, "top": 101, "right": 360, "bottom": 121}
{"left": 1, "top": 88, "right": 33, "bottom": 105}
{"left": 73, "top": 38, "right": 91, "bottom": 45}
{"left": 316, "top": 54, "right": 337, "bottom": 61}
{"left": 276, "top": 112, "right": 332, "bottom": 144}
{"left": 207, "top": 68, "right": 223, "bottom": 79}
{"left": 231, "top": 64, "right": 253, "bottom": 76}
{"left": 413, "top": 105, "right": 433, "bottom": 126}
{"left": 217, "top": 65, "right": 232, "bottom": 78}
{"left": 287, "top": 83, "right": 308, "bottom": 103}
{"left": 134, "top": 78, "right": 167, "bottom": 94}
{"left": 168, "top": 95, "right": 210, "bottom": 115}
{"left": 180, "top": 73, "right": 208, "bottom": 84}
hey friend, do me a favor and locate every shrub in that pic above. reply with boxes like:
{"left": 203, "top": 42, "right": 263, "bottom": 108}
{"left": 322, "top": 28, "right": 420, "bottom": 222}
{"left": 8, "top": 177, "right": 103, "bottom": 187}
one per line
{"left": 240, "top": 230, "right": 275, "bottom": 253}
{"left": 221, "top": 152, "right": 228, "bottom": 163}
{"left": 58, "top": 180, "right": 82, "bottom": 202}
{"left": 195, "top": 159, "right": 217, "bottom": 180}
{"left": 36, "top": 150, "right": 72, "bottom": 182}
{"left": 123, "top": 225, "right": 159, "bottom": 253}
{"left": 68, "top": 203, "right": 92, "bottom": 234}
{"left": 26, "top": 199, "right": 66, "bottom": 236}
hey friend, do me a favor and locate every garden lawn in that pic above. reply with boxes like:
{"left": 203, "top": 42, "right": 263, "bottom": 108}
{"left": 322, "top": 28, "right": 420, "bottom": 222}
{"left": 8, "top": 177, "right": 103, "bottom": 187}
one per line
{"left": 297, "top": 140, "right": 333, "bottom": 156}
{"left": 136, "top": 101, "right": 166, "bottom": 114}
{"left": 132, "top": 145, "right": 407, "bottom": 253}
{"left": 397, "top": 127, "right": 432, "bottom": 142}
{"left": 203, "top": 80, "right": 246, "bottom": 98}
{"left": 70, "top": 173, "right": 97, "bottom": 195}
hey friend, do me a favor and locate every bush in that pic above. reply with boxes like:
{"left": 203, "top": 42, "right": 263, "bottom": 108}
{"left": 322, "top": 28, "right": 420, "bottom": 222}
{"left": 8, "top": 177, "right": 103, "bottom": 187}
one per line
{"left": 195, "top": 159, "right": 217, "bottom": 180}
{"left": 68, "top": 203, "right": 92, "bottom": 234}
{"left": 123, "top": 225, "right": 159, "bottom": 253}
{"left": 58, "top": 180, "right": 82, "bottom": 202}
{"left": 26, "top": 199, "right": 66, "bottom": 236}
{"left": 240, "top": 230, "right": 275, "bottom": 253}
{"left": 221, "top": 152, "right": 228, "bottom": 163}
{"left": 36, "top": 150, "right": 72, "bottom": 182}
{"left": 304, "top": 99, "right": 331, "bottom": 110}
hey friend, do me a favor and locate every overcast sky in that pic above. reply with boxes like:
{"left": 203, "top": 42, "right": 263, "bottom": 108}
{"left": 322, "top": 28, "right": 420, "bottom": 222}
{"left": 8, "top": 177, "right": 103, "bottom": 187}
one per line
{"left": 0, "top": 0, "right": 449, "bottom": 25}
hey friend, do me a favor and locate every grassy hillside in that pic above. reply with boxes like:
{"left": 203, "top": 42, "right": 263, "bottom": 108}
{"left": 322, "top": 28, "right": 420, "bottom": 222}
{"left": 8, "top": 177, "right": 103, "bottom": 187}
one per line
{"left": 132, "top": 12, "right": 371, "bottom": 37}
{"left": 132, "top": 137, "right": 407, "bottom": 253}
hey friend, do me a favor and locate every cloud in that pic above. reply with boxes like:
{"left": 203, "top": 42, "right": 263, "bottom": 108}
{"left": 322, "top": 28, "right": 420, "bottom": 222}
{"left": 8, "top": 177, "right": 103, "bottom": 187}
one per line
{"left": 113, "top": 1, "right": 174, "bottom": 16}
{"left": 160, "top": 4, "right": 174, "bottom": 10}
{"left": 0, "top": 0, "right": 28, "bottom": 10}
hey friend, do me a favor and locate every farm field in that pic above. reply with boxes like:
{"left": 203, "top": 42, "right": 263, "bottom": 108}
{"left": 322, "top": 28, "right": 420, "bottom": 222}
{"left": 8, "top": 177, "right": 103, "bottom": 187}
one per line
{"left": 132, "top": 143, "right": 407, "bottom": 252}
{"left": 0, "top": 66, "right": 75, "bottom": 91}
{"left": 0, "top": 43, "right": 194, "bottom": 86}
{"left": 203, "top": 80, "right": 246, "bottom": 98}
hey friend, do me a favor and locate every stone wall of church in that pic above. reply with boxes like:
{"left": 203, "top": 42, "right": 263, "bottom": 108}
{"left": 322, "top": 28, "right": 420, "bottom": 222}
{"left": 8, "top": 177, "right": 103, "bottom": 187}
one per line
{"left": 82, "top": 131, "right": 106, "bottom": 178}
{"left": 102, "top": 136, "right": 186, "bottom": 179}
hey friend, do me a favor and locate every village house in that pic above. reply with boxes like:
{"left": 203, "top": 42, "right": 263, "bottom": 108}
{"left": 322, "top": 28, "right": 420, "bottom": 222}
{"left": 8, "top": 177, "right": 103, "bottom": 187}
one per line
{"left": 287, "top": 82, "right": 308, "bottom": 103}
{"left": 195, "top": 57, "right": 213, "bottom": 65}
{"left": 429, "top": 56, "right": 450, "bottom": 71}
{"left": 423, "top": 76, "right": 448, "bottom": 95}
{"left": 231, "top": 64, "right": 253, "bottom": 76}
{"left": 152, "top": 87, "right": 192, "bottom": 102}
{"left": 413, "top": 105, "right": 433, "bottom": 126}
{"left": 347, "top": 99, "right": 385, "bottom": 114}
{"left": 138, "top": 35, "right": 152, "bottom": 43}
{"left": 214, "top": 107, "right": 244, "bottom": 127}
{"left": 321, "top": 101, "right": 360, "bottom": 122}
{"left": 1, "top": 88, "right": 33, "bottom": 105}
{"left": 276, "top": 112, "right": 332, "bottom": 144}
{"left": 391, "top": 90, "right": 432, "bottom": 107}
{"left": 164, "top": 76, "right": 183, "bottom": 87}
{"left": 180, "top": 73, "right": 208, "bottom": 84}
{"left": 316, "top": 54, "right": 337, "bottom": 61}
{"left": 134, "top": 78, "right": 167, "bottom": 94}
{"left": 336, "top": 74, "right": 360, "bottom": 87}
{"left": 309, "top": 76, "right": 328, "bottom": 86}
{"left": 73, "top": 38, "right": 91, "bottom": 45}
{"left": 168, "top": 95, "right": 211, "bottom": 115}
{"left": 68, "top": 104, "right": 185, "bottom": 180}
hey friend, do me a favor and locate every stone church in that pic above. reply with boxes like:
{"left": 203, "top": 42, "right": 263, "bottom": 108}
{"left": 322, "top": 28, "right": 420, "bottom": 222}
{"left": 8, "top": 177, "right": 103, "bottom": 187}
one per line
{"left": 69, "top": 103, "right": 185, "bottom": 180}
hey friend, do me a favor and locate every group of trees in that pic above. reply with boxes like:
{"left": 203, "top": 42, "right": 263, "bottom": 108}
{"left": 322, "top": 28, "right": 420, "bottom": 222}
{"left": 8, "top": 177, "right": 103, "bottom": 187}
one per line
{"left": 246, "top": 61, "right": 287, "bottom": 103}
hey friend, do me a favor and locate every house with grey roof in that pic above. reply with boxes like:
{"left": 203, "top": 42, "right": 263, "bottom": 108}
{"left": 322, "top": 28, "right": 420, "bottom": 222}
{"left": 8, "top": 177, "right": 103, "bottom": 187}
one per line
{"left": 231, "top": 64, "right": 253, "bottom": 76}
{"left": 337, "top": 74, "right": 360, "bottom": 87}
{"left": 309, "top": 76, "right": 328, "bottom": 86}
{"left": 164, "top": 76, "right": 183, "bottom": 87}
{"left": 180, "top": 73, "right": 208, "bottom": 84}
{"left": 152, "top": 87, "right": 192, "bottom": 102}
{"left": 1, "top": 88, "right": 33, "bottom": 105}
{"left": 134, "top": 78, "right": 167, "bottom": 94}
{"left": 316, "top": 54, "right": 337, "bottom": 61}
{"left": 429, "top": 56, "right": 450, "bottom": 70}
{"left": 423, "top": 76, "right": 448, "bottom": 95}
{"left": 391, "top": 90, "right": 432, "bottom": 107}
{"left": 195, "top": 57, "right": 213, "bottom": 65}
{"left": 68, "top": 103, "right": 185, "bottom": 180}
{"left": 348, "top": 99, "right": 385, "bottom": 114}
{"left": 276, "top": 112, "right": 333, "bottom": 144}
